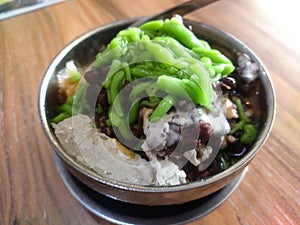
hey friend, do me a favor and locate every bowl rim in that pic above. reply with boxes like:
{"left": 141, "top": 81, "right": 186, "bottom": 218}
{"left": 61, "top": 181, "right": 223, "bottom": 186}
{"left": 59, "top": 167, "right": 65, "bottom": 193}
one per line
{"left": 38, "top": 17, "right": 276, "bottom": 193}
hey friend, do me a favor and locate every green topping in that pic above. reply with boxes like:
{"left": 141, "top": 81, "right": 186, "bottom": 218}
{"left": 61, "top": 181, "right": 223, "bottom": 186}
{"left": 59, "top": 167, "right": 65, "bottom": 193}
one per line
{"left": 230, "top": 99, "right": 257, "bottom": 145}
{"left": 53, "top": 17, "right": 236, "bottom": 143}
{"left": 149, "top": 95, "right": 175, "bottom": 122}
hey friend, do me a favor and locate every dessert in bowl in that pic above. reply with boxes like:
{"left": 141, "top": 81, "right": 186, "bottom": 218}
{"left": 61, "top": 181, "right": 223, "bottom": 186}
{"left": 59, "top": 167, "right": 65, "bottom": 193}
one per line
{"left": 38, "top": 17, "right": 275, "bottom": 205}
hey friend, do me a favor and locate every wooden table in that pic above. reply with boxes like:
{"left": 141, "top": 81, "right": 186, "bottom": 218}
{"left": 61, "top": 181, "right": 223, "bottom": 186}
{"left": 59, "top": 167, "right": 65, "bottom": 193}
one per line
{"left": 1, "top": 0, "right": 299, "bottom": 224}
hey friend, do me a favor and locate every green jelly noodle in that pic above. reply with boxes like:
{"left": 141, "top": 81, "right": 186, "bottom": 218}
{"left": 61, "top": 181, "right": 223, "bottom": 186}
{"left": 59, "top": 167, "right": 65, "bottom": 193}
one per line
{"left": 54, "top": 17, "right": 237, "bottom": 141}
{"left": 230, "top": 99, "right": 257, "bottom": 145}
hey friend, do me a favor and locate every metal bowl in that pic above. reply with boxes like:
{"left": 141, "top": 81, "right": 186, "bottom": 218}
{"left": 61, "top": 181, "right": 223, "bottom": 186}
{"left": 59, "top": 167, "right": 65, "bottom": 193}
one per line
{"left": 38, "top": 18, "right": 275, "bottom": 206}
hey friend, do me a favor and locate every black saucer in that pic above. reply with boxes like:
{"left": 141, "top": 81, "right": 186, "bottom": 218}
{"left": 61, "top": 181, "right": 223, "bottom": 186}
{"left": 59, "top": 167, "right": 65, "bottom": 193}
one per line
{"left": 55, "top": 154, "right": 246, "bottom": 225}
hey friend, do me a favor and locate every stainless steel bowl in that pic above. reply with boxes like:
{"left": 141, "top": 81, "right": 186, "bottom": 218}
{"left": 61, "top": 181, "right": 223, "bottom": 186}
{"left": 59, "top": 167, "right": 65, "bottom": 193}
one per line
{"left": 38, "top": 18, "right": 275, "bottom": 206}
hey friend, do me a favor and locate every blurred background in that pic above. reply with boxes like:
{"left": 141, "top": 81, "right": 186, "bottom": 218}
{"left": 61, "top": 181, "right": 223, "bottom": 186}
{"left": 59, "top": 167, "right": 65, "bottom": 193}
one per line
{"left": 0, "top": 0, "right": 67, "bottom": 20}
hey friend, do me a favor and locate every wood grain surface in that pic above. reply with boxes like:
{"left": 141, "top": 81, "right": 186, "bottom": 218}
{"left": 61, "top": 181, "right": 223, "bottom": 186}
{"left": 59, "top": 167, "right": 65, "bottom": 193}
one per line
{"left": 0, "top": 0, "right": 299, "bottom": 224}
